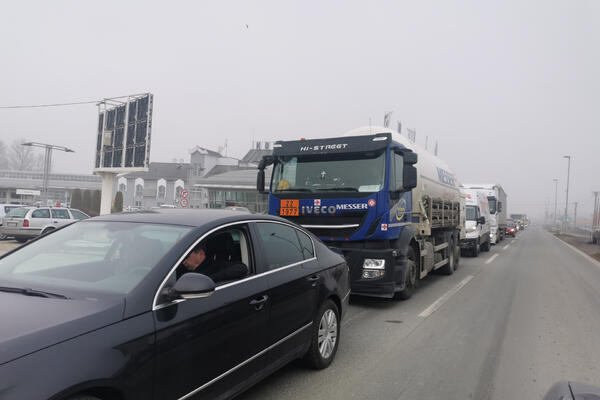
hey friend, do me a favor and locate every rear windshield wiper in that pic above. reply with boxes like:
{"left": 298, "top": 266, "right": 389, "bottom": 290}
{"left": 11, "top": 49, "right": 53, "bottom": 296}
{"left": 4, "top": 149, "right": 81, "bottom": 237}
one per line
{"left": 0, "top": 286, "right": 70, "bottom": 299}
{"left": 315, "top": 187, "right": 359, "bottom": 192}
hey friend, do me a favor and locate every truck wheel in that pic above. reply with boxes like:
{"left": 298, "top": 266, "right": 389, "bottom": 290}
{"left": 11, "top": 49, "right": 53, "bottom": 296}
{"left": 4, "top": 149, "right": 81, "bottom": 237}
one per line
{"left": 440, "top": 238, "right": 455, "bottom": 275}
{"left": 482, "top": 237, "right": 491, "bottom": 252}
{"left": 473, "top": 240, "right": 480, "bottom": 257}
{"left": 395, "top": 247, "right": 417, "bottom": 300}
{"left": 304, "top": 299, "right": 340, "bottom": 369}
{"left": 454, "top": 240, "right": 461, "bottom": 269}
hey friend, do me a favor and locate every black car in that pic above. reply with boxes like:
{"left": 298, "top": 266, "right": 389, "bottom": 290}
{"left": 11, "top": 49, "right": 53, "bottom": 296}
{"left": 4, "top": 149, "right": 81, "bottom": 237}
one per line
{"left": 0, "top": 210, "right": 350, "bottom": 400}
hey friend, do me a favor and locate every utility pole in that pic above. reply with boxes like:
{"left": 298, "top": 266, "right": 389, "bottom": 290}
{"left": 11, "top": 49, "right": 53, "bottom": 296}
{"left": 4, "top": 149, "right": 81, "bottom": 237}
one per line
{"left": 593, "top": 191, "right": 599, "bottom": 239}
{"left": 553, "top": 178, "right": 558, "bottom": 228}
{"left": 563, "top": 155, "right": 571, "bottom": 231}
{"left": 573, "top": 201, "right": 578, "bottom": 230}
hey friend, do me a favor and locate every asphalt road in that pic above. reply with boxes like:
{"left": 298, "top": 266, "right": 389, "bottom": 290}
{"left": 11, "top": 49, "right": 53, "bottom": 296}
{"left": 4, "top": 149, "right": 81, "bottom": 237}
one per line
{"left": 239, "top": 227, "right": 600, "bottom": 400}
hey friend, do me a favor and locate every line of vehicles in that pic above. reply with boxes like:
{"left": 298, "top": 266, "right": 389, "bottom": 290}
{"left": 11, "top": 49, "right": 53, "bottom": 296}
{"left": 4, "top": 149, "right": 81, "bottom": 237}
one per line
{"left": 0, "top": 125, "right": 532, "bottom": 400}
{"left": 258, "top": 126, "right": 520, "bottom": 301}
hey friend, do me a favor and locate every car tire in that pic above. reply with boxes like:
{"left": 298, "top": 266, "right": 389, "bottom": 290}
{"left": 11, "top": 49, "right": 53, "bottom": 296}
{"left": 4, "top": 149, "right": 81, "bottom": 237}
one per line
{"left": 41, "top": 228, "right": 55, "bottom": 236}
{"left": 482, "top": 237, "right": 491, "bottom": 252}
{"left": 394, "top": 246, "right": 417, "bottom": 300}
{"left": 473, "top": 239, "right": 480, "bottom": 257}
{"left": 15, "top": 237, "right": 28, "bottom": 243}
{"left": 454, "top": 239, "right": 460, "bottom": 270}
{"left": 304, "top": 299, "right": 340, "bottom": 369}
{"left": 440, "top": 238, "right": 455, "bottom": 275}
{"left": 0, "top": 233, "right": 6, "bottom": 240}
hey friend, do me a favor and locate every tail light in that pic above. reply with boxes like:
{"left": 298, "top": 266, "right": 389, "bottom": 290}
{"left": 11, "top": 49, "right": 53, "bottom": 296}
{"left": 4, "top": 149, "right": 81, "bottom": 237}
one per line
{"left": 23, "top": 219, "right": 29, "bottom": 227}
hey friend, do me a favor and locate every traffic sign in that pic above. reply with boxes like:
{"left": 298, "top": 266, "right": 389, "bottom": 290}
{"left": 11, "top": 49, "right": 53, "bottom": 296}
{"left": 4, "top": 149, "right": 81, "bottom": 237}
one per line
{"left": 180, "top": 198, "right": 189, "bottom": 208}
{"left": 181, "top": 189, "right": 189, "bottom": 199}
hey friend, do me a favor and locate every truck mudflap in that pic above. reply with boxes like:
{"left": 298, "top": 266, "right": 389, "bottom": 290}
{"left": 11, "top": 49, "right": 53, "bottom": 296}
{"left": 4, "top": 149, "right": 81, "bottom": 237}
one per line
{"left": 460, "top": 238, "right": 477, "bottom": 249}
{"left": 341, "top": 248, "right": 407, "bottom": 298}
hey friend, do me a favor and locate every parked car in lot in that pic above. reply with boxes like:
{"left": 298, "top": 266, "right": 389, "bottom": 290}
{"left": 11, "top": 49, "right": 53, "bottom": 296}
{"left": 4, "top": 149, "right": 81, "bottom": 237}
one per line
{"left": 0, "top": 209, "right": 350, "bottom": 400}
{"left": 506, "top": 220, "right": 517, "bottom": 237}
{"left": 0, "top": 204, "right": 26, "bottom": 240}
{"left": 0, "top": 207, "right": 89, "bottom": 242}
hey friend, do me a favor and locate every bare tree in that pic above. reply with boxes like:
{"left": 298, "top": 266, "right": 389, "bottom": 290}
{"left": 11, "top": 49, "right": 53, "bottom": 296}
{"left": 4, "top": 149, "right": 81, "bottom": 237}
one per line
{"left": 0, "top": 140, "right": 7, "bottom": 169}
{"left": 8, "top": 139, "right": 44, "bottom": 171}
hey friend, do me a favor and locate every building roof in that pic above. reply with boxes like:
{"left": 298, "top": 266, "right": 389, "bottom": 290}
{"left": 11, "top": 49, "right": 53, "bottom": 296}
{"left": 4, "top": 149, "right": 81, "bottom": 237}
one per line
{"left": 205, "top": 164, "right": 256, "bottom": 177}
{"left": 121, "top": 162, "right": 190, "bottom": 181}
{"left": 193, "top": 167, "right": 272, "bottom": 190}
{"left": 188, "top": 146, "right": 222, "bottom": 157}
{"left": 241, "top": 149, "right": 272, "bottom": 164}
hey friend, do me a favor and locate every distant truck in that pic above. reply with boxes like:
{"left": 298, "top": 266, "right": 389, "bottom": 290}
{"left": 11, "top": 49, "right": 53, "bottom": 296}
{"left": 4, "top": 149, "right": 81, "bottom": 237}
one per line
{"left": 460, "top": 188, "right": 491, "bottom": 256}
{"left": 510, "top": 213, "right": 528, "bottom": 230}
{"left": 462, "top": 183, "right": 507, "bottom": 244}
{"left": 258, "top": 126, "right": 463, "bottom": 300}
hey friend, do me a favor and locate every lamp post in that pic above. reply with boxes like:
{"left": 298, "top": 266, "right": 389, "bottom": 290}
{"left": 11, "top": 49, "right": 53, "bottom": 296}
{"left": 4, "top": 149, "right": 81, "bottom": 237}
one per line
{"left": 21, "top": 142, "right": 75, "bottom": 206}
{"left": 553, "top": 178, "right": 558, "bottom": 228}
{"left": 563, "top": 155, "right": 571, "bottom": 231}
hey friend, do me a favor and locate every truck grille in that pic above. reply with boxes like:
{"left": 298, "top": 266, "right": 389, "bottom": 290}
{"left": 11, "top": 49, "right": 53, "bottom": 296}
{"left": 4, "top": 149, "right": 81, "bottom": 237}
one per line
{"left": 285, "top": 211, "right": 368, "bottom": 238}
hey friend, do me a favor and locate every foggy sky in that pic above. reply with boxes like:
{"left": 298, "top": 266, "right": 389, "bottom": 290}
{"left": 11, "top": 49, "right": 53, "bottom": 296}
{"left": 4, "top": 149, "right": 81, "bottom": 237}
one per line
{"left": 1, "top": 1, "right": 599, "bottom": 221}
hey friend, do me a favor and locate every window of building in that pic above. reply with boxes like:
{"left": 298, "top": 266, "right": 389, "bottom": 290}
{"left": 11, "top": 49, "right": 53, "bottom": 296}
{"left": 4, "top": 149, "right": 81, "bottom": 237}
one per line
{"left": 118, "top": 183, "right": 127, "bottom": 193}
{"left": 135, "top": 184, "right": 143, "bottom": 197}
{"left": 158, "top": 186, "right": 166, "bottom": 199}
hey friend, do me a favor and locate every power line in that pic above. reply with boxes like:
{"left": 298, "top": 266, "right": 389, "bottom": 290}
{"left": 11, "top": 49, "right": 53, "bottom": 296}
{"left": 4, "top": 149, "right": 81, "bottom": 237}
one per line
{"left": 0, "top": 100, "right": 99, "bottom": 109}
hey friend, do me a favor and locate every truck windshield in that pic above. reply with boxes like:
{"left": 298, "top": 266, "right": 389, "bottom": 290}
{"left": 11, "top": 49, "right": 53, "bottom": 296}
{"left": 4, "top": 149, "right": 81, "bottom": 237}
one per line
{"left": 487, "top": 197, "right": 497, "bottom": 214}
{"left": 466, "top": 206, "right": 478, "bottom": 221}
{"left": 271, "top": 151, "right": 386, "bottom": 193}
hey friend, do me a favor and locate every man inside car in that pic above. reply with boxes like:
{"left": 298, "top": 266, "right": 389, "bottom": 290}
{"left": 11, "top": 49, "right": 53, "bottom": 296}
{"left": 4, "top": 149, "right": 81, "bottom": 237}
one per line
{"left": 177, "top": 242, "right": 248, "bottom": 283}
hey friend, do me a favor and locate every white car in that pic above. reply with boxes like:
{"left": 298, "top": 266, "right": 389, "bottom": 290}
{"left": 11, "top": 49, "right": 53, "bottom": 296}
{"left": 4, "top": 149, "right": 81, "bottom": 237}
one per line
{"left": 0, "top": 207, "right": 89, "bottom": 243}
{"left": 0, "top": 204, "right": 26, "bottom": 240}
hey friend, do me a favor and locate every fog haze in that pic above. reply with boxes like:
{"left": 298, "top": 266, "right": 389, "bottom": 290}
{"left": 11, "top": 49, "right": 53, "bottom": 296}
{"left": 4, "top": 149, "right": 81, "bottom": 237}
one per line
{"left": 1, "top": 0, "right": 599, "bottom": 220}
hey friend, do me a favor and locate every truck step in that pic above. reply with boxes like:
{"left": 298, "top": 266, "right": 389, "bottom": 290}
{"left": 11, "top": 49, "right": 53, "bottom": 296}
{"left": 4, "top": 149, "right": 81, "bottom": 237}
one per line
{"left": 433, "top": 242, "right": 448, "bottom": 252}
{"left": 433, "top": 258, "right": 448, "bottom": 270}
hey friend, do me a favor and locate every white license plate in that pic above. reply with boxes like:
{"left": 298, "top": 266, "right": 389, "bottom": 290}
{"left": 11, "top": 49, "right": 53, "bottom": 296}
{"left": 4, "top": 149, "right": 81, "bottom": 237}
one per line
{"left": 7, "top": 222, "right": 17, "bottom": 227}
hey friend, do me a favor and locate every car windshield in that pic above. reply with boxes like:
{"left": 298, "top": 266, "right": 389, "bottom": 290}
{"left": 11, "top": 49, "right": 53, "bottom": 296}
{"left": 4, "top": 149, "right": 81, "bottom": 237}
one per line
{"left": 466, "top": 206, "right": 478, "bottom": 221}
{"left": 5, "top": 208, "right": 29, "bottom": 218}
{"left": 0, "top": 221, "right": 191, "bottom": 295}
{"left": 271, "top": 151, "right": 386, "bottom": 193}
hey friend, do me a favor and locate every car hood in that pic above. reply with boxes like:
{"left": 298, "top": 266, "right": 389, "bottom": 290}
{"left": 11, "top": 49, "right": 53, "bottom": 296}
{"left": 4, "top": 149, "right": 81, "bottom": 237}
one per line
{"left": 0, "top": 292, "right": 124, "bottom": 365}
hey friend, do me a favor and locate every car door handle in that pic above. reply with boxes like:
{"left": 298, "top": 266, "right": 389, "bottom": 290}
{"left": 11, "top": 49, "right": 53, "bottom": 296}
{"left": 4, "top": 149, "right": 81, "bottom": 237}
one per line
{"left": 249, "top": 295, "right": 268, "bottom": 310}
{"left": 307, "top": 275, "right": 320, "bottom": 282}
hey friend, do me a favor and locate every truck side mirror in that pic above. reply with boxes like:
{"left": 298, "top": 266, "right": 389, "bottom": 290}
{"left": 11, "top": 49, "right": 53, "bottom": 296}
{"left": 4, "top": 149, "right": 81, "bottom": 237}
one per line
{"left": 257, "top": 169, "right": 266, "bottom": 194}
{"left": 403, "top": 166, "right": 417, "bottom": 190}
{"left": 478, "top": 216, "right": 486, "bottom": 225}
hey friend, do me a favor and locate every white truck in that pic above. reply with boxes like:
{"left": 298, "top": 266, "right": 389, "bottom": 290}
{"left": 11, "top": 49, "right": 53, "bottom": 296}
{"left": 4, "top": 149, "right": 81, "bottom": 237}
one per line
{"left": 459, "top": 188, "right": 491, "bottom": 256}
{"left": 462, "top": 183, "right": 507, "bottom": 244}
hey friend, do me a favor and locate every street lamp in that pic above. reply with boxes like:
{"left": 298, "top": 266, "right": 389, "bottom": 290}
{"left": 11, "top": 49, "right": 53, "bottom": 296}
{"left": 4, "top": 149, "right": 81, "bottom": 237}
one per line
{"left": 553, "top": 178, "right": 558, "bottom": 228}
{"left": 21, "top": 142, "right": 75, "bottom": 206}
{"left": 563, "top": 155, "right": 571, "bottom": 231}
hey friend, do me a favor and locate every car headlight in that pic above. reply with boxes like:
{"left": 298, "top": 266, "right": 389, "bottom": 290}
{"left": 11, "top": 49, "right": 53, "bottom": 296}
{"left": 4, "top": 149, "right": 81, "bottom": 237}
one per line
{"left": 467, "top": 226, "right": 477, "bottom": 232}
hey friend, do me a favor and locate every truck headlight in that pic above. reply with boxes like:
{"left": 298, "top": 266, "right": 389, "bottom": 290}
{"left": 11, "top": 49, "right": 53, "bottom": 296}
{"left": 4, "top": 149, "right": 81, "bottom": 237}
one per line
{"left": 363, "top": 259, "right": 385, "bottom": 269}
{"left": 467, "top": 226, "right": 477, "bottom": 232}
{"left": 362, "top": 259, "right": 386, "bottom": 279}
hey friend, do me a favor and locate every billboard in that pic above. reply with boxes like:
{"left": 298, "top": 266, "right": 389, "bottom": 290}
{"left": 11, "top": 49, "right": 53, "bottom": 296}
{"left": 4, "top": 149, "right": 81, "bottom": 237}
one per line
{"left": 94, "top": 93, "right": 153, "bottom": 172}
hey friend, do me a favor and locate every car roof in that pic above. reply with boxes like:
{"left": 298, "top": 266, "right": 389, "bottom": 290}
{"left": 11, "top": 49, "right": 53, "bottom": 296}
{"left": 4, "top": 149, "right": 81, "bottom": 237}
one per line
{"left": 86, "top": 209, "right": 287, "bottom": 227}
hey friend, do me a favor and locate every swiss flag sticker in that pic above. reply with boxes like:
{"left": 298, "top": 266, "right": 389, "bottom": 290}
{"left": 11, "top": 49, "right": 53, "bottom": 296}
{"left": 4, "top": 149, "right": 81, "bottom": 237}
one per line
{"left": 381, "top": 224, "right": 388, "bottom": 231}
{"left": 314, "top": 199, "right": 321, "bottom": 206}
{"left": 368, "top": 199, "right": 376, "bottom": 207}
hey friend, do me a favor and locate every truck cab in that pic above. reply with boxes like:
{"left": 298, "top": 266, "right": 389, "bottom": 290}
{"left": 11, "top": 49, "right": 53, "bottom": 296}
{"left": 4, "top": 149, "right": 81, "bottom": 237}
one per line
{"left": 460, "top": 188, "right": 491, "bottom": 256}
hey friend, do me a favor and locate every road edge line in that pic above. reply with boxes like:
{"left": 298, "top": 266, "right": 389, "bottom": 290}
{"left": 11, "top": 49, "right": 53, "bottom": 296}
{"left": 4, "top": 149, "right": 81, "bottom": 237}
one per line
{"left": 485, "top": 253, "right": 499, "bottom": 264}
{"left": 549, "top": 231, "right": 600, "bottom": 270}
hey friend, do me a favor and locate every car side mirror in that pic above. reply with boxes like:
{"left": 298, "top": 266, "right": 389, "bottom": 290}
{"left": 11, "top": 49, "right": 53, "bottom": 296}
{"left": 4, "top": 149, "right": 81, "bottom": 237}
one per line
{"left": 165, "top": 273, "right": 216, "bottom": 300}
{"left": 478, "top": 216, "right": 486, "bottom": 225}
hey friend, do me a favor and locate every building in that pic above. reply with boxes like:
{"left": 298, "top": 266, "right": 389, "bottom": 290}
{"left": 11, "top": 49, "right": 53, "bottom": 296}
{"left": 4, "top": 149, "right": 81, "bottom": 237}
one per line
{"left": 0, "top": 169, "right": 101, "bottom": 205}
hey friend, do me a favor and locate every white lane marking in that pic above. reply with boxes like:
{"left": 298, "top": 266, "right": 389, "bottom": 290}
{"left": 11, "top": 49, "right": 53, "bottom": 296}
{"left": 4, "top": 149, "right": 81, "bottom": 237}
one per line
{"left": 485, "top": 254, "right": 499, "bottom": 264}
{"left": 502, "top": 244, "right": 510, "bottom": 250}
{"left": 418, "top": 275, "right": 474, "bottom": 318}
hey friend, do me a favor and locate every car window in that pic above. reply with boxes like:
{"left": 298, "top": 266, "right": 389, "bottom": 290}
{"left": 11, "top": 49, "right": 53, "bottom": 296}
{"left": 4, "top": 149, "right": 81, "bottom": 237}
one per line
{"left": 69, "top": 210, "right": 89, "bottom": 220}
{"left": 51, "top": 209, "right": 71, "bottom": 219}
{"left": 31, "top": 209, "right": 50, "bottom": 218}
{"left": 175, "top": 225, "right": 252, "bottom": 286}
{"left": 296, "top": 229, "right": 314, "bottom": 260}
{"left": 6, "top": 208, "right": 29, "bottom": 218}
{"left": 256, "top": 222, "right": 304, "bottom": 270}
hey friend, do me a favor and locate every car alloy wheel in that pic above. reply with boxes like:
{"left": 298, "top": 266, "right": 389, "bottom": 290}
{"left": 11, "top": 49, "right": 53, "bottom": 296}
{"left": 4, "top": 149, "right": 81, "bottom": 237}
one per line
{"left": 318, "top": 309, "right": 338, "bottom": 359}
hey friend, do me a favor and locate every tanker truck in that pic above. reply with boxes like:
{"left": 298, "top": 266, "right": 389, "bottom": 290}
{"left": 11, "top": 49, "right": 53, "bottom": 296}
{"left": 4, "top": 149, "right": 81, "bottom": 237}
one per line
{"left": 257, "top": 126, "right": 463, "bottom": 300}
